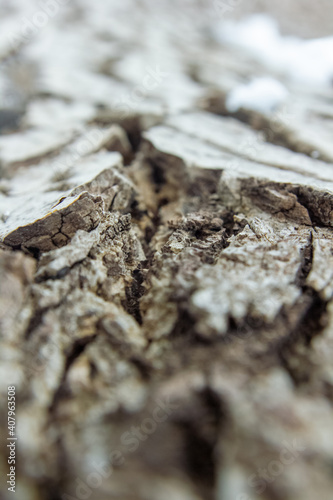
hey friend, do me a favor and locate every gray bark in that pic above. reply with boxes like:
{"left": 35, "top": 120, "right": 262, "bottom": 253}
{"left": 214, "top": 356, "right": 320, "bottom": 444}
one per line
{"left": 1, "top": 2, "right": 333, "bottom": 500}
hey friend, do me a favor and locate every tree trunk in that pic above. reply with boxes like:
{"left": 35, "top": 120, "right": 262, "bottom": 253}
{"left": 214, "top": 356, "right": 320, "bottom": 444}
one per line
{"left": 1, "top": 2, "right": 333, "bottom": 500}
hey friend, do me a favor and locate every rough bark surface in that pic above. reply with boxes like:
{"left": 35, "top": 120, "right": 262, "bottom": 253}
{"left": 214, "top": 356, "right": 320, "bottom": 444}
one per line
{"left": 0, "top": 2, "right": 333, "bottom": 500}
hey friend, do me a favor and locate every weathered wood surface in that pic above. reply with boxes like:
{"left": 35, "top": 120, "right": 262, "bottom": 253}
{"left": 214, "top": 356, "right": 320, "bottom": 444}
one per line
{"left": 0, "top": 1, "right": 333, "bottom": 500}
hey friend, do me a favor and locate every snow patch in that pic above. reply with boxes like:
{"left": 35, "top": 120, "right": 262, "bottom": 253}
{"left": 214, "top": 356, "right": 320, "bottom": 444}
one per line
{"left": 226, "top": 77, "right": 288, "bottom": 114}
{"left": 215, "top": 14, "right": 333, "bottom": 87}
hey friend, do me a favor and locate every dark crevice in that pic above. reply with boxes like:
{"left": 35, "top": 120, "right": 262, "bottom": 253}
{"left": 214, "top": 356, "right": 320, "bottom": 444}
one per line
{"left": 128, "top": 353, "right": 154, "bottom": 380}
{"left": 25, "top": 308, "right": 45, "bottom": 339}
{"left": 291, "top": 186, "right": 333, "bottom": 228}
{"left": 180, "top": 388, "right": 224, "bottom": 500}
{"left": 93, "top": 115, "right": 144, "bottom": 154}
{"left": 169, "top": 309, "right": 197, "bottom": 341}
{"left": 295, "top": 289, "right": 328, "bottom": 346}
{"left": 277, "top": 290, "right": 329, "bottom": 385}
{"left": 109, "top": 190, "right": 119, "bottom": 211}
{"left": 295, "top": 231, "right": 314, "bottom": 288}
{"left": 183, "top": 427, "right": 215, "bottom": 497}
{"left": 124, "top": 266, "right": 147, "bottom": 324}
{"left": 24, "top": 246, "right": 41, "bottom": 259}
{"left": 48, "top": 334, "right": 97, "bottom": 415}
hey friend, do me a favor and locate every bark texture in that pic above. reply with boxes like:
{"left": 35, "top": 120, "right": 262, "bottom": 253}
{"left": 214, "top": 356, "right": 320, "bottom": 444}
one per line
{"left": 0, "top": 2, "right": 333, "bottom": 500}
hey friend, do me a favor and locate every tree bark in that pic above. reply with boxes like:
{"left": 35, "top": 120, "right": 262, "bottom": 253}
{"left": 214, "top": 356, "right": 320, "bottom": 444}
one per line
{"left": 1, "top": 2, "right": 333, "bottom": 500}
